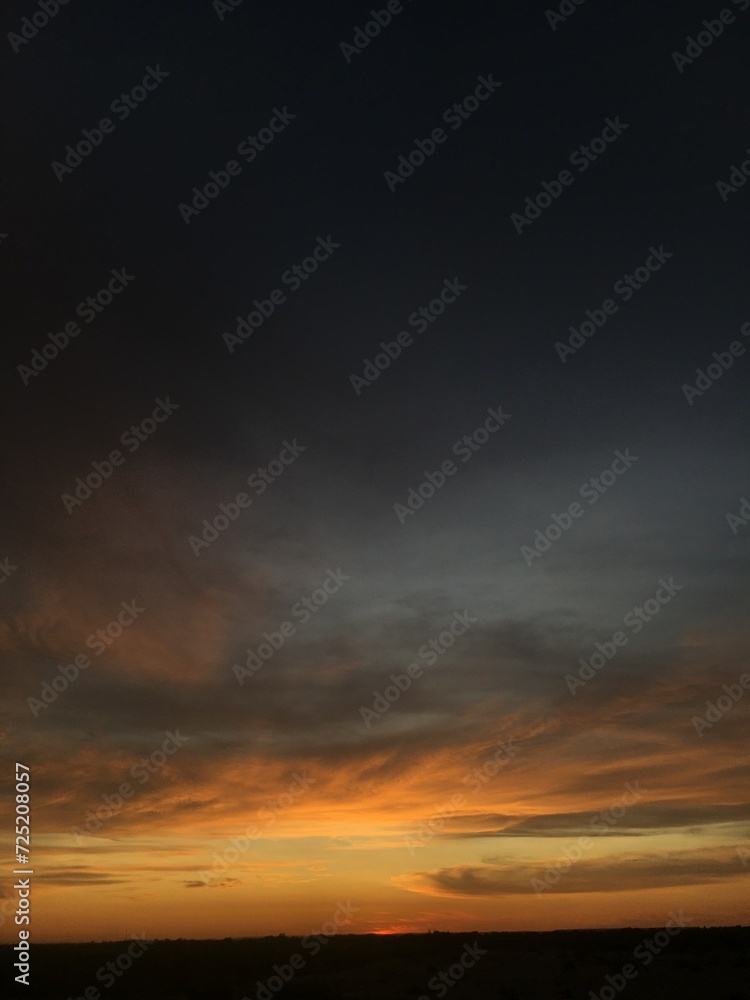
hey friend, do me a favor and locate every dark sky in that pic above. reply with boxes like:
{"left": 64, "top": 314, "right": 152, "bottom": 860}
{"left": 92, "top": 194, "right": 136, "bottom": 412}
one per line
{"left": 4, "top": 0, "right": 750, "bottom": 471}
{"left": 1, "top": 0, "right": 749, "bottom": 942}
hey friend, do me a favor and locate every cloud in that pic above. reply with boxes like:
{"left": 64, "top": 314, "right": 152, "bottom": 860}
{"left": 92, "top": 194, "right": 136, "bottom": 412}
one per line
{"left": 395, "top": 846, "right": 750, "bottom": 897}
{"left": 184, "top": 878, "right": 240, "bottom": 889}
{"left": 36, "top": 868, "right": 129, "bottom": 886}
{"left": 436, "top": 803, "right": 750, "bottom": 839}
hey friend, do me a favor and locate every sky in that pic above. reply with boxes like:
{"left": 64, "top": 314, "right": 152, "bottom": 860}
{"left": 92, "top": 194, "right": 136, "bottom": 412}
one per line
{"left": 1, "top": 0, "right": 749, "bottom": 944}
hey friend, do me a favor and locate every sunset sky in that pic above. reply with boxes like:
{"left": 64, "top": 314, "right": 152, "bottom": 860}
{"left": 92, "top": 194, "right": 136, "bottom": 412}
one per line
{"left": 2, "top": 0, "right": 749, "bottom": 943}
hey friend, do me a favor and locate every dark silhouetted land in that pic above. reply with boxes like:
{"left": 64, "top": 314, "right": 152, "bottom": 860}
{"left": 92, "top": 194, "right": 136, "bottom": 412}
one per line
{"left": 4, "top": 926, "right": 750, "bottom": 1000}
